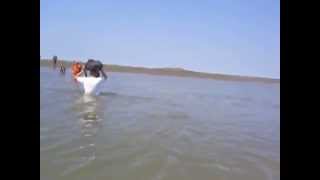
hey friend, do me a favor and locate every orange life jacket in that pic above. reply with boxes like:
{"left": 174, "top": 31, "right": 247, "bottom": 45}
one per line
{"left": 71, "top": 63, "right": 82, "bottom": 76}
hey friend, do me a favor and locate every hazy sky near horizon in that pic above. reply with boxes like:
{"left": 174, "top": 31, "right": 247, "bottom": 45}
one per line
{"left": 41, "top": 0, "right": 279, "bottom": 78}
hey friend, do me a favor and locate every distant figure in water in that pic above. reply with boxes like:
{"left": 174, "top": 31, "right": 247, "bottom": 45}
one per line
{"left": 59, "top": 63, "right": 66, "bottom": 74}
{"left": 52, "top": 56, "right": 58, "bottom": 69}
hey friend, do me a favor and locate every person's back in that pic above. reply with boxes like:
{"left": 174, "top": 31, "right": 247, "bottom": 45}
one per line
{"left": 73, "top": 60, "right": 106, "bottom": 95}
{"left": 76, "top": 76, "right": 103, "bottom": 95}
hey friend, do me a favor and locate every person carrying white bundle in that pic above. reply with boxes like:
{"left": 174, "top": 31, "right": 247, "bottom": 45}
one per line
{"left": 74, "top": 59, "right": 108, "bottom": 95}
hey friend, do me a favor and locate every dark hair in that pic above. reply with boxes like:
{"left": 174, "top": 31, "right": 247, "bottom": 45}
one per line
{"left": 90, "top": 70, "right": 100, "bottom": 77}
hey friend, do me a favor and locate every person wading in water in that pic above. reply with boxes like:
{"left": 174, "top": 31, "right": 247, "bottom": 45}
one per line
{"left": 71, "top": 61, "right": 83, "bottom": 79}
{"left": 52, "top": 56, "right": 58, "bottom": 69}
{"left": 72, "top": 59, "right": 107, "bottom": 94}
{"left": 59, "top": 62, "right": 66, "bottom": 74}
{"left": 72, "top": 59, "right": 108, "bottom": 79}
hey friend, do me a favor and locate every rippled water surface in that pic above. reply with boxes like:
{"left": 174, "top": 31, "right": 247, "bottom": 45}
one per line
{"left": 40, "top": 67, "right": 280, "bottom": 180}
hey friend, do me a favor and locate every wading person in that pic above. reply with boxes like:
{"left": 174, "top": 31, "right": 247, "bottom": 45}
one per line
{"left": 52, "top": 56, "right": 58, "bottom": 69}
{"left": 73, "top": 59, "right": 107, "bottom": 95}
{"left": 71, "top": 61, "right": 83, "bottom": 79}
{"left": 59, "top": 62, "right": 66, "bottom": 74}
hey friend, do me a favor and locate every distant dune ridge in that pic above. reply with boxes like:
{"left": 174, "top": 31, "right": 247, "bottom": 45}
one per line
{"left": 40, "top": 59, "right": 279, "bottom": 83}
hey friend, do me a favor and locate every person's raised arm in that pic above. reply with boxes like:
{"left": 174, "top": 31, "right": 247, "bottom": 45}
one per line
{"left": 84, "top": 67, "right": 88, "bottom": 77}
{"left": 100, "top": 69, "right": 108, "bottom": 79}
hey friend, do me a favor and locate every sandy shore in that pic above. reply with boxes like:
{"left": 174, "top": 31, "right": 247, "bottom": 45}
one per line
{"left": 40, "top": 59, "right": 280, "bottom": 83}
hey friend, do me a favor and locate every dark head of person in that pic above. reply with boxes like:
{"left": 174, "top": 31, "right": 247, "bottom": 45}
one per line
{"left": 84, "top": 59, "right": 107, "bottom": 78}
{"left": 90, "top": 70, "right": 100, "bottom": 77}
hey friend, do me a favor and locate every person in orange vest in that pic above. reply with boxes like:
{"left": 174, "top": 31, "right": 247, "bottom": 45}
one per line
{"left": 71, "top": 61, "right": 83, "bottom": 79}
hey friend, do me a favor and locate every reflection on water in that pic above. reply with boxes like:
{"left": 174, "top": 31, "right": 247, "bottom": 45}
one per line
{"left": 41, "top": 67, "right": 280, "bottom": 180}
{"left": 61, "top": 95, "right": 102, "bottom": 176}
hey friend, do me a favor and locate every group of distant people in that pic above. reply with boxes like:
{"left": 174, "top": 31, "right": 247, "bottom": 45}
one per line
{"left": 51, "top": 55, "right": 108, "bottom": 80}
{"left": 50, "top": 56, "right": 108, "bottom": 94}
{"left": 52, "top": 56, "right": 66, "bottom": 74}
{"left": 71, "top": 59, "right": 107, "bottom": 79}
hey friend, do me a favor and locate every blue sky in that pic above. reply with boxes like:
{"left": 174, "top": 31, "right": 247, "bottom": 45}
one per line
{"left": 41, "top": 0, "right": 279, "bottom": 78}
